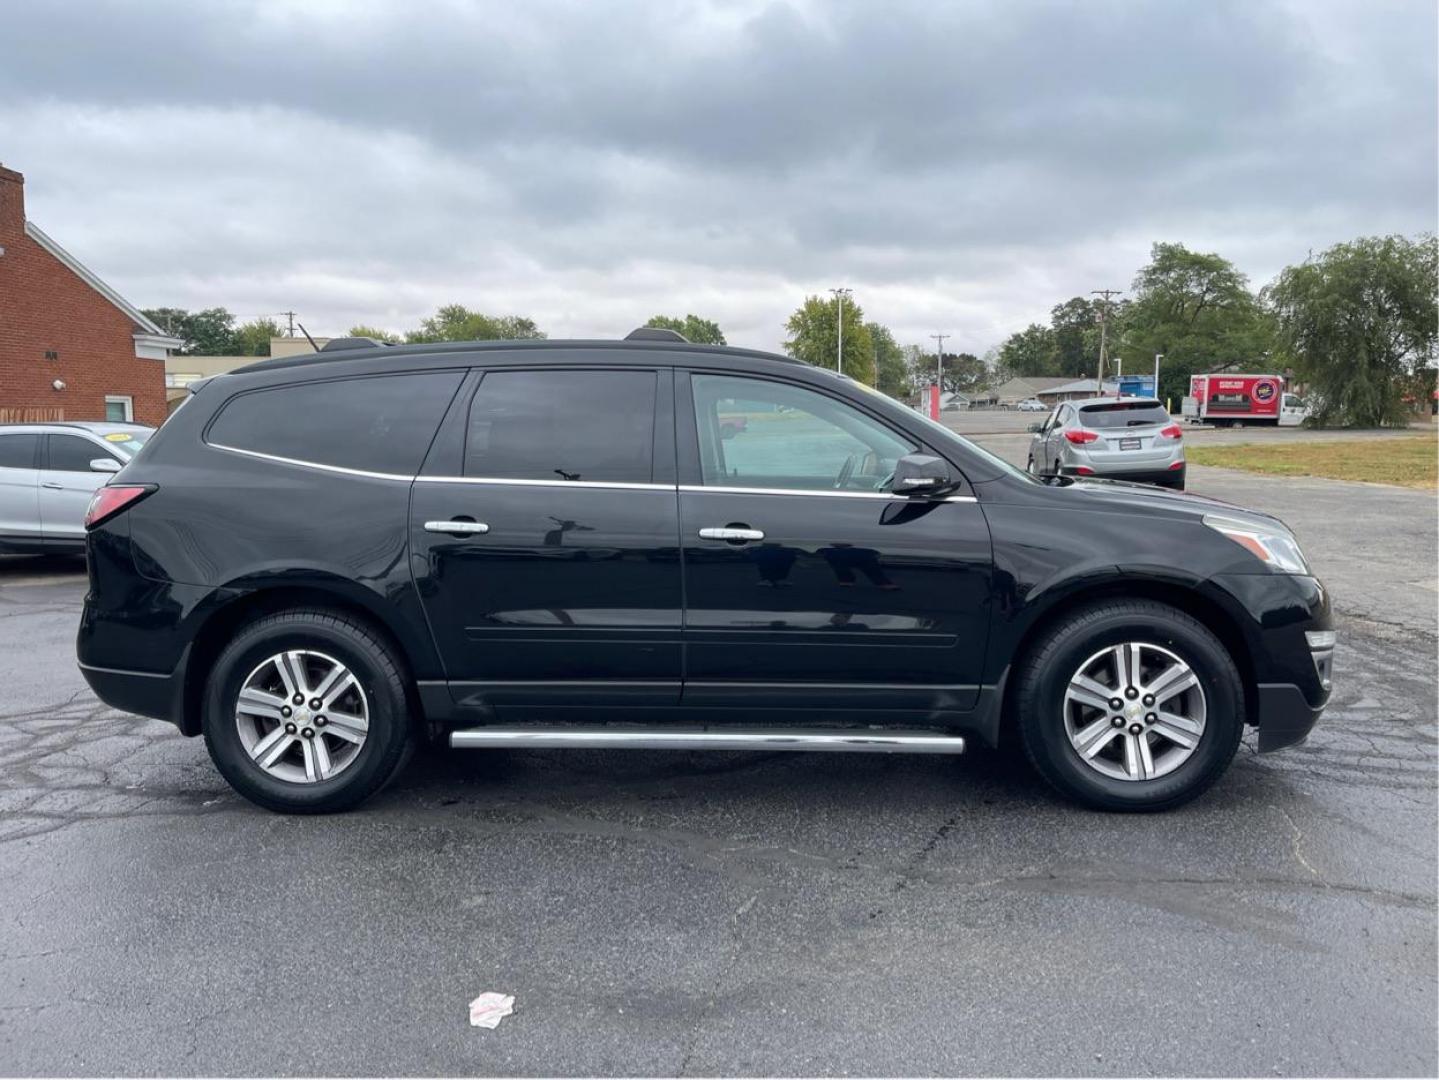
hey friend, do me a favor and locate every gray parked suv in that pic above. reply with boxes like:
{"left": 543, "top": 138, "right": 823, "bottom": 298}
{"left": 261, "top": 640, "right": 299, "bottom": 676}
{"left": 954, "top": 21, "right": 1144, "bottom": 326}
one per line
{"left": 0, "top": 422, "right": 154, "bottom": 553}
{"left": 1027, "top": 397, "right": 1185, "bottom": 489}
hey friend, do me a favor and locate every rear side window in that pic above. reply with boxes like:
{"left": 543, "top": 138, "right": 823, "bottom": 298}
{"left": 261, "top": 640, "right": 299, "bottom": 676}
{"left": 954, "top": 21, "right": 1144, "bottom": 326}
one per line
{"left": 1079, "top": 401, "right": 1171, "bottom": 429}
{"left": 47, "top": 434, "right": 114, "bottom": 471}
{"left": 465, "top": 370, "right": 656, "bottom": 484}
{"left": 208, "top": 372, "right": 463, "bottom": 474}
{"left": 0, "top": 433, "right": 39, "bottom": 469}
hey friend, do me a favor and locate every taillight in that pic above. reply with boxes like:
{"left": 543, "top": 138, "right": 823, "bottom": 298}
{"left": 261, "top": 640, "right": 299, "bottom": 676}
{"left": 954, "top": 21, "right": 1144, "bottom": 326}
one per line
{"left": 1159, "top": 424, "right": 1183, "bottom": 440}
{"left": 1074, "top": 465, "right": 1095, "bottom": 475}
{"left": 85, "top": 485, "right": 155, "bottom": 529}
{"left": 1064, "top": 429, "right": 1099, "bottom": 444}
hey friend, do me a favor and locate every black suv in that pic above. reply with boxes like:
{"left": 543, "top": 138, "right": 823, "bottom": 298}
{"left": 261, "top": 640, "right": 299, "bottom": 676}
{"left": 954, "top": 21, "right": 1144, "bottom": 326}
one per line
{"left": 77, "top": 331, "right": 1335, "bottom": 813}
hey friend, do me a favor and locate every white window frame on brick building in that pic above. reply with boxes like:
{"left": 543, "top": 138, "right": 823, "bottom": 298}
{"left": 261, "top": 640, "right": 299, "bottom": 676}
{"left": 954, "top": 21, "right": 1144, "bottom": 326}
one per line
{"left": 104, "top": 395, "right": 135, "bottom": 422}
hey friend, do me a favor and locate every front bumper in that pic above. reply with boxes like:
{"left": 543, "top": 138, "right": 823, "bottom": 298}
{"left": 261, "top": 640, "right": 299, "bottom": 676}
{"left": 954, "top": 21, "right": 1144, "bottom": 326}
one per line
{"left": 1255, "top": 682, "right": 1328, "bottom": 752}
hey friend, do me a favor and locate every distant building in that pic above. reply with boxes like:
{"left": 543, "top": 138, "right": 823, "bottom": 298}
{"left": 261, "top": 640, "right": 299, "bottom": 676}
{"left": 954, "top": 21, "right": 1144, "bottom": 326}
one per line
{"left": 1037, "top": 377, "right": 1123, "bottom": 402}
{"left": 0, "top": 164, "right": 180, "bottom": 425}
{"left": 988, "top": 376, "right": 1076, "bottom": 405}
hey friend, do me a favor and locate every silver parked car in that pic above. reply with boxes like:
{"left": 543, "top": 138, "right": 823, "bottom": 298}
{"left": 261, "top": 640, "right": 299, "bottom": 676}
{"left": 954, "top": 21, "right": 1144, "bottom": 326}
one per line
{"left": 0, "top": 422, "right": 155, "bottom": 554}
{"left": 1026, "top": 397, "right": 1185, "bottom": 489}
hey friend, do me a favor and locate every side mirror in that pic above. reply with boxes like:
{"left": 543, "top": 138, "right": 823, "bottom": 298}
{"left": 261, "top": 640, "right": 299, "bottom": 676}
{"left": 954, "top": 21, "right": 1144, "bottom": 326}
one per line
{"left": 1027, "top": 422, "right": 1043, "bottom": 433}
{"left": 892, "top": 453, "right": 952, "bottom": 496}
{"left": 89, "top": 458, "right": 122, "bottom": 474}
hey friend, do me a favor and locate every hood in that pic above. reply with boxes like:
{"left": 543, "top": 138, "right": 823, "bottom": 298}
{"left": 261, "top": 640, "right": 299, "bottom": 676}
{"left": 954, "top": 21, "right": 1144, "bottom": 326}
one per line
{"left": 1049, "top": 476, "right": 1293, "bottom": 532}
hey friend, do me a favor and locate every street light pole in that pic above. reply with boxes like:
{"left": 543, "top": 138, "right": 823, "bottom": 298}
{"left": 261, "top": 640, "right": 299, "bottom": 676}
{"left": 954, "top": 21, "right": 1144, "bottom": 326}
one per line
{"left": 828, "top": 287, "right": 851, "bottom": 374}
{"left": 1154, "top": 352, "right": 1163, "bottom": 398}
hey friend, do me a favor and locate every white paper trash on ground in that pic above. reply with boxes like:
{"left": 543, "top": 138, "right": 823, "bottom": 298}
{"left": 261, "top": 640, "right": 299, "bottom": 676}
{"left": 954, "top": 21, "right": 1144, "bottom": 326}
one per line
{"left": 469, "top": 992, "right": 516, "bottom": 1029}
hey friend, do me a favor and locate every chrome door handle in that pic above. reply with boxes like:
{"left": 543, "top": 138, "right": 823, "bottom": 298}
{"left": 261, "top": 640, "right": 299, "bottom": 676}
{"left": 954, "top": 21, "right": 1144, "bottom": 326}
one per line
{"left": 424, "top": 520, "right": 490, "bottom": 535}
{"left": 698, "top": 527, "right": 765, "bottom": 541}
{"left": 41, "top": 482, "right": 63, "bottom": 490}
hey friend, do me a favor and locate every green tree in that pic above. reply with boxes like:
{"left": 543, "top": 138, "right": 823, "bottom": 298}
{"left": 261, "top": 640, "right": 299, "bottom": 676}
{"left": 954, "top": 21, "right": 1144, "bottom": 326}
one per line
{"left": 1050, "top": 296, "right": 1102, "bottom": 376}
{"left": 141, "top": 307, "right": 239, "bottom": 355}
{"left": 644, "top": 314, "right": 726, "bottom": 345}
{"left": 1264, "top": 234, "right": 1437, "bottom": 427}
{"left": 995, "top": 323, "right": 1060, "bottom": 378}
{"left": 784, "top": 295, "right": 875, "bottom": 385}
{"left": 941, "top": 352, "right": 987, "bottom": 394}
{"left": 404, "top": 304, "right": 546, "bottom": 343}
{"left": 1117, "top": 242, "right": 1274, "bottom": 404}
{"left": 233, "top": 317, "right": 282, "bottom": 356}
{"left": 347, "top": 325, "right": 402, "bottom": 344}
{"left": 867, "top": 322, "right": 909, "bottom": 398}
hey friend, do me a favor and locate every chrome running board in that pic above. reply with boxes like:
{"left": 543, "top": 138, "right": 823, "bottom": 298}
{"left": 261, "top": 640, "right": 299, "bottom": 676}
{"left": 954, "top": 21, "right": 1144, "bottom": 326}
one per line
{"left": 448, "top": 726, "right": 965, "bottom": 754}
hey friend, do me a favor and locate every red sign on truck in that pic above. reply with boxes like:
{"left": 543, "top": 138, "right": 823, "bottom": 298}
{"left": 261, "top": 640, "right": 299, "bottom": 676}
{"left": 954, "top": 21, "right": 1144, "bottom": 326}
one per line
{"left": 1188, "top": 374, "right": 1284, "bottom": 422}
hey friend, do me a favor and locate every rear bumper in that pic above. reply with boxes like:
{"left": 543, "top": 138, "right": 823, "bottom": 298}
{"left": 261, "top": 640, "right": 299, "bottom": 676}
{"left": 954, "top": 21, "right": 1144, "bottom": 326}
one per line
{"left": 78, "top": 647, "right": 190, "bottom": 732}
{"left": 1255, "top": 682, "right": 1328, "bottom": 752}
{"left": 1062, "top": 464, "right": 1185, "bottom": 486}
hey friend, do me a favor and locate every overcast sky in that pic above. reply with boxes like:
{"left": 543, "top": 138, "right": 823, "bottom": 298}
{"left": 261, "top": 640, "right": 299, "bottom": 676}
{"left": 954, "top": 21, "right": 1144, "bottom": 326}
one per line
{"left": 2, "top": 0, "right": 1434, "bottom": 355}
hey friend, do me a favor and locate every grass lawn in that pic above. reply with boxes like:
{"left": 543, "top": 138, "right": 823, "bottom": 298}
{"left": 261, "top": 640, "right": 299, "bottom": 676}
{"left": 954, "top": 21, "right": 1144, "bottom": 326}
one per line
{"left": 1187, "top": 435, "right": 1438, "bottom": 489}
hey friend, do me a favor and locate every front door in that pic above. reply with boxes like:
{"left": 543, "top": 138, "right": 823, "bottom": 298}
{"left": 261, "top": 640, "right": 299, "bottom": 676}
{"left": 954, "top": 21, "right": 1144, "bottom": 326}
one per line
{"left": 676, "top": 370, "right": 992, "bottom": 712}
{"left": 411, "top": 366, "right": 683, "bottom": 709}
{"left": 39, "top": 433, "right": 116, "bottom": 542}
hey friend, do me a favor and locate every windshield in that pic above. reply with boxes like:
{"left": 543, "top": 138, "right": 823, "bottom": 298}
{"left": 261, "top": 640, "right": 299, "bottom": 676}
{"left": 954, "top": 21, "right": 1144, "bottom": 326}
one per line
{"left": 1079, "top": 400, "right": 1170, "bottom": 429}
{"left": 98, "top": 429, "right": 152, "bottom": 458}
{"left": 849, "top": 379, "right": 1037, "bottom": 483}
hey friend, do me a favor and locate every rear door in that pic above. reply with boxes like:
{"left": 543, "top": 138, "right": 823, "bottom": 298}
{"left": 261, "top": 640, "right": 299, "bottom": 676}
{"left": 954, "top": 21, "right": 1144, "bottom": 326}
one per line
{"left": 676, "top": 369, "right": 992, "bottom": 711}
{"left": 410, "top": 365, "right": 683, "bottom": 708}
{"left": 39, "top": 433, "right": 118, "bottom": 542}
{"left": 0, "top": 433, "right": 42, "bottom": 540}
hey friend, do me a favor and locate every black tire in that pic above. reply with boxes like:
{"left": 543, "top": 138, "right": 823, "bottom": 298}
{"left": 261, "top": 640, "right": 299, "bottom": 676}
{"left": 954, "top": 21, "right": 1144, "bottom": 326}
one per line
{"left": 1014, "top": 599, "right": 1243, "bottom": 811}
{"left": 202, "top": 609, "right": 414, "bottom": 813}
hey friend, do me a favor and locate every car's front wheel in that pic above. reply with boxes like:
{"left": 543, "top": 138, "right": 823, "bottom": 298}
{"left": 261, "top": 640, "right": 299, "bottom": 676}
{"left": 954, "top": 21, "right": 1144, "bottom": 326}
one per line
{"left": 1014, "top": 600, "right": 1243, "bottom": 811}
{"left": 202, "top": 609, "right": 414, "bottom": 813}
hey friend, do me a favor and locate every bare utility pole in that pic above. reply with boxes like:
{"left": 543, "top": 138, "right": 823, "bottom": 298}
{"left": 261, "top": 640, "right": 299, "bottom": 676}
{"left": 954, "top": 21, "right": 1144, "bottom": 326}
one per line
{"left": 283, "top": 310, "right": 297, "bottom": 337}
{"left": 930, "top": 333, "right": 949, "bottom": 392}
{"left": 828, "top": 288, "right": 852, "bottom": 374}
{"left": 1091, "top": 289, "right": 1122, "bottom": 394}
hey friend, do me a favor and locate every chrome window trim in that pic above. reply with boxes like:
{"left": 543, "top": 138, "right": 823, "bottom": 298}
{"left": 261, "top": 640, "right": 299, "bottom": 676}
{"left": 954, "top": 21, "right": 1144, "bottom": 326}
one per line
{"left": 415, "top": 475, "right": 673, "bottom": 492}
{"left": 206, "top": 444, "right": 979, "bottom": 502}
{"left": 680, "top": 483, "right": 977, "bottom": 503}
{"left": 208, "top": 443, "right": 412, "bottom": 481}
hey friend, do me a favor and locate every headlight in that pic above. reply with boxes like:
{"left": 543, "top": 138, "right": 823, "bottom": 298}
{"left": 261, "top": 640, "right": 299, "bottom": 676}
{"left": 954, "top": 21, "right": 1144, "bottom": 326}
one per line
{"left": 1203, "top": 514, "right": 1311, "bottom": 574}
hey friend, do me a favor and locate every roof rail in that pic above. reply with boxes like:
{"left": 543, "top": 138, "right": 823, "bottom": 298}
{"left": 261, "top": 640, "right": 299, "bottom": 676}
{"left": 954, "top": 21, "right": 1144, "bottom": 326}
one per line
{"left": 624, "top": 327, "right": 687, "bottom": 343}
{"left": 320, "top": 336, "right": 390, "bottom": 353}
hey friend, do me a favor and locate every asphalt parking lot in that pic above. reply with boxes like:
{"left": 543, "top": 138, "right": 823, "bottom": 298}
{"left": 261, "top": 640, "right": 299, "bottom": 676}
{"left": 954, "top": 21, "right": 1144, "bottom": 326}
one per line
{"left": 1, "top": 436, "right": 1435, "bottom": 1076}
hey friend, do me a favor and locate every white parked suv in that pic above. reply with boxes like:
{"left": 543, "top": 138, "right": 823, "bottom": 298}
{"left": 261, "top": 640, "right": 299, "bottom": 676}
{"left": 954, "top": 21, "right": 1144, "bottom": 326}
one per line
{"left": 0, "top": 422, "right": 154, "bottom": 554}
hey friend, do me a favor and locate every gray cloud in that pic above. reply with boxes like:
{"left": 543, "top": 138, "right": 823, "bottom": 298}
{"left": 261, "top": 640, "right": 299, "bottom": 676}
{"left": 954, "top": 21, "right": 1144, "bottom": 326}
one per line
{"left": 1, "top": 0, "right": 1433, "bottom": 352}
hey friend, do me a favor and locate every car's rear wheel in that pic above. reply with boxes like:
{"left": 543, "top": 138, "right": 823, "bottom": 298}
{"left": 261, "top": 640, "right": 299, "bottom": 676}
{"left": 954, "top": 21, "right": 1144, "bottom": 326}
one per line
{"left": 202, "top": 609, "right": 414, "bottom": 813}
{"left": 1014, "top": 599, "right": 1243, "bottom": 811}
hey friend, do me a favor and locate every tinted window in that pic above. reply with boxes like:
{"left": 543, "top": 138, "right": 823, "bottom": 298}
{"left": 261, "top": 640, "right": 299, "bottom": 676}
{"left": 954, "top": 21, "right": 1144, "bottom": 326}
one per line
{"left": 1079, "top": 401, "right": 1171, "bottom": 429}
{"left": 465, "top": 370, "right": 656, "bottom": 483}
{"left": 0, "top": 433, "right": 39, "bottom": 469}
{"left": 47, "top": 434, "right": 113, "bottom": 472}
{"left": 692, "top": 373, "right": 915, "bottom": 491}
{"left": 208, "top": 372, "right": 463, "bottom": 474}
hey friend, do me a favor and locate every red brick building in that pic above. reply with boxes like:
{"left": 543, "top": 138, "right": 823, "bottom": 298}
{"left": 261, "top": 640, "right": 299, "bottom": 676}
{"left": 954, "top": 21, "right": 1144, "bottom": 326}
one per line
{"left": 0, "top": 164, "right": 179, "bottom": 426}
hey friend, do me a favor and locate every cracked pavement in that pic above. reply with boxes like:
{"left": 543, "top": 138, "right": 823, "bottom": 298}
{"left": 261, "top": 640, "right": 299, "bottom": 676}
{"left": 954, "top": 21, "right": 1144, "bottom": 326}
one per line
{"left": 0, "top": 461, "right": 1435, "bottom": 1076}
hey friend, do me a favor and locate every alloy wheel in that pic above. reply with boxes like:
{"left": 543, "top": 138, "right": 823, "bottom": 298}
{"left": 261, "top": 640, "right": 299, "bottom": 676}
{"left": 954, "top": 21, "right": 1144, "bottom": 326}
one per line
{"left": 1062, "top": 641, "right": 1206, "bottom": 781}
{"left": 235, "top": 649, "right": 369, "bottom": 783}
